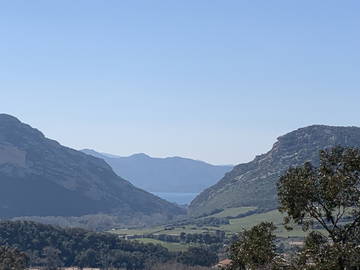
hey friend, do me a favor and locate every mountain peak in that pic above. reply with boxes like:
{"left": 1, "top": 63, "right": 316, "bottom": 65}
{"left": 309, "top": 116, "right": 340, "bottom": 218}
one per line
{"left": 82, "top": 149, "right": 233, "bottom": 194}
{"left": 130, "top": 153, "right": 150, "bottom": 158}
{"left": 0, "top": 115, "right": 184, "bottom": 218}
{"left": 272, "top": 125, "right": 360, "bottom": 157}
{"left": 0, "top": 114, "right": 46, "bottom": 148}
{"left": 0, "top": 114, "right": 21, "bottom": 123}
{"left": 189, "top": 125, "right": 360, "bottom": 216}
{"left": 279, "top": 124, "right": 359, "bottom": 139}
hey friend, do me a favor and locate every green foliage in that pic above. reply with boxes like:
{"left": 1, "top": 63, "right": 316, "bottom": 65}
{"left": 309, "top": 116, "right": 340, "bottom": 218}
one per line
{"left": 0, "top": 220, "right": 172, "bottom": 269}
{"left": 228, "top": 222, "right": 280, "bottom": 270}
{"left": 292, "top": 232, "right": 360, "bottom": 270}
{"left": 177, "top": 246, "right": 218, "bottom": 267}
{"left": 181, "top": 232, "right": 225, "bottom": 244}
{"left": 74, "top": 248, "right": 97, "bottom": 268}
{"left": 42, "top": 247, "right": 63, "bottom": 270}
{"left": 149, "top": 262, "right": 212, "bottom": 270}
{"left": 278, "top": 146, "right": 360, "bottom": 269}
{"left": 136, "top": 238, "right": 189, "bottom": 252}
{"left": 0, "top": 246, "right": 28, "bottom": 270}
{"left": 278, "top": 147, "right": 360, "bottom": 241}
{"left": 208, "top": 207, "right": 257, "bottom": 219}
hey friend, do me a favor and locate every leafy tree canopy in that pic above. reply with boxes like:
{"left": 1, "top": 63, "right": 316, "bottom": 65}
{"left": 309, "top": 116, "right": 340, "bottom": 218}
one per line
{"left": 177, "top": 246, "right": 218, "bottom": 267}
{"left": 0, "top": 246, "right": 28, "bottom": 270}
{"left": 228, "top": 222, "right": 281, "bottom": 270}
{"left": 278, "top": 146, "right": 360, "bottom": 269}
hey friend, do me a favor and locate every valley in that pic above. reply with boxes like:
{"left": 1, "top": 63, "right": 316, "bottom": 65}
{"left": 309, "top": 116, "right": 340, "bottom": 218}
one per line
{"left": 81, "top": 149, "right": 232, "bottom": 195}
{"left": 110, "top": 206, "right": 320, "bottom": 253}
{"left": 0, "top": 115, "right": 358, "bottom": 269}
{"left": 2, "top": 2, "right": 359, "bottom": 268}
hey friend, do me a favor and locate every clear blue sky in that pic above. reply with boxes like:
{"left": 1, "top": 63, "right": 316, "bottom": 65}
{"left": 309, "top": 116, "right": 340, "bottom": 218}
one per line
{"left": 1, "top": 1, "right": 360, "bottom": 165}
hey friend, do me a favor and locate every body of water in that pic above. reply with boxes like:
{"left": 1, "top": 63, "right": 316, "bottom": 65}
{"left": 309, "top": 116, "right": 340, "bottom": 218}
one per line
{"left": 151, "top": 192, "right": 199, "bottom": 205}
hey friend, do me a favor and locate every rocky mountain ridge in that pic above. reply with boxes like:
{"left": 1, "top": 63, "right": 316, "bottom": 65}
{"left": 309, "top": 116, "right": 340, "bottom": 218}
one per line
{"left": 189, "top": 125, "right": 360, "bottom": 216}
{"left": 0, "top": 114, "right": 184, "bottom": 218}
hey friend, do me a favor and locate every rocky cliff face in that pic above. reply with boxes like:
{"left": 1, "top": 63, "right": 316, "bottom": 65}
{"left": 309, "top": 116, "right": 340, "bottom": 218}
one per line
{"left": 0, "top": 114, "right": 184, "bottom": 218}
{"left": 189, "top": 125, "right": 360, "bottom": 217}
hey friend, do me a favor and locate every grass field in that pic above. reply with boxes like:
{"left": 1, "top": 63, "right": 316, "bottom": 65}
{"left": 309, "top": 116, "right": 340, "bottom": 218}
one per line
{"left": 111, "top": 208, "right": 311, "bottom": 237}
{"left": 220, "top": 209, "right": 284, "bottom": 232}
{"left": 112, "top": 225, "right": 216, "bottom": 236}
{"left": 134, "top": 238, "right": 189, "bottom": 252}
{"left": 217, "top": 209, "right": 325, "bottom": 238}
{"left": 111, "top": 226, "right": 164, "bottom": 236}
{"left": 208, "top": 206, "right": 257, "bottom": 218}
{"left": 110, "top": 207, "right": 323, "bottom": 251}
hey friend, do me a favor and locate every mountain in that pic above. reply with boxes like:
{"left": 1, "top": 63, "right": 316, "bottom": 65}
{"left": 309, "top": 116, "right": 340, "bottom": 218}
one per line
{"left": 81, "top": 149, "right": 233, "bottom": 193}
{"left": 0, "top": 114, "right": 184, "bottom": 218}
{"left": 189, "top": 125, "right": 360, "bottom": 217}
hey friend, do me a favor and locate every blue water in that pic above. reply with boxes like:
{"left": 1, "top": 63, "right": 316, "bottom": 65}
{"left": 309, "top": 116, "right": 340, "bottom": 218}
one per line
{"left": 152, "top": 192, "right": 199, "bottom": 205}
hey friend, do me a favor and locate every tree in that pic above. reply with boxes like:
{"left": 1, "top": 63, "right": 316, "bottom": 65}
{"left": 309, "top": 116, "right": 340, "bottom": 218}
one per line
{"left": 75, "top": 248, "right": 98, "bottom": 268}
{"left": 177, "top": 246, "right": 218, "bottom": 267}
{"left": 42, "top": 247, "right": 63, "bottom": 270}
{"left": 277, "top": 146, "right": 360, "bottom": 269}
{"left": 0, "top": 246, "right": 28, "bottom": 270}
{"left": 0, "top": 220, "right": 173, "bottom": 269}
{"left": 228, "top": 222, "right": 280, "bottom": 270}
{"left": 289, "top": 231, "right": 360, "bottom": 270}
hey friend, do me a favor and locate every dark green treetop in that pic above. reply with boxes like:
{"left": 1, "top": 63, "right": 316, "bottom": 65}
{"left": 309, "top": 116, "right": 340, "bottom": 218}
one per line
{"left": 278, "top": 146, "right": 360, "bottom": 243}
{"left": 278, "top": 146, "right": 360, "bottom": 269}
{"left": 228, "top": 222, "right": 281, "bottom": 270}
{"left": 0, "top": 246, "right": 28, "bottom": 270}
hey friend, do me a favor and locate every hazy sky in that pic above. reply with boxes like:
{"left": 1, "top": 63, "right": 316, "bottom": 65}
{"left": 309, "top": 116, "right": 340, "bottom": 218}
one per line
{"left": 1, "top": 1, "right": 360, "bottom": 165}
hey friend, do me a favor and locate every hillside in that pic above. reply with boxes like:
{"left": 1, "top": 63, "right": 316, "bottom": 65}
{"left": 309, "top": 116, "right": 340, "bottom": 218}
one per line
{"left": 189, "top": 125, "right": 360, "bottom": 217}
{"left": 81, "top": 149, "right": 232, "bottom": 193}
{"left": 0, "top": 114, "right": 184, "bottom": 218}
{"left": 0, "top": 220, "right": 172, "bottom": 268}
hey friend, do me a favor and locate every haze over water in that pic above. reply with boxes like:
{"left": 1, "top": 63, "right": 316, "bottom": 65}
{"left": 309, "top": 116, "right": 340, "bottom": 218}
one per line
{"left": 152, "top": 192, "right": 199, "bottom": 205}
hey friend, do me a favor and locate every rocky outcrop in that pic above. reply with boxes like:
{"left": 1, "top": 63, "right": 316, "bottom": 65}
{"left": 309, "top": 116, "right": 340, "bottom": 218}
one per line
{"left": 189, "top": 125, "right": 360, "bottom": 217}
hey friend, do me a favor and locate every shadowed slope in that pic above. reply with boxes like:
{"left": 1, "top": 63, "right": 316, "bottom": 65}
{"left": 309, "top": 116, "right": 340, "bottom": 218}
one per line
{"left": 0, "top": 114, "right": 184, "bottom": 218}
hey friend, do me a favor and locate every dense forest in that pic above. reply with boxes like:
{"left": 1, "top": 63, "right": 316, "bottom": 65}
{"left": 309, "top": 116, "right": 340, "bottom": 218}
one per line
{"left": 0, "top": 220, "right": 216, "bottom": 269}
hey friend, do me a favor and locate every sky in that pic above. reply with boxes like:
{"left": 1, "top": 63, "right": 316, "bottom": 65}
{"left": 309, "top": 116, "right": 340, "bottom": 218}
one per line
{"left": 1, "top": 1, "right": 360, "bottom": 165}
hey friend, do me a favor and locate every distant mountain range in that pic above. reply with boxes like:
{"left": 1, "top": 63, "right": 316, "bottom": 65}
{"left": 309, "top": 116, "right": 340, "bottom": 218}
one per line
{"left": 189, "top": 125, "right": 360, "bottom": 217}
{"left": 0, "top": 114, "right": 184, "bottom": 218}
{"left": 81, "top": 149, "right": 233, "bottom": 193}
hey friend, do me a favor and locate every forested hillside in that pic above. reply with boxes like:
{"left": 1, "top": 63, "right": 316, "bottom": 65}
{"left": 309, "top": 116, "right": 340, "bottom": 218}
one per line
{"left": 0, "top": 220, "right": 218, "bottom": 269}
{"left": 0, "top": 220, "right": 172, "bottom": 269}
